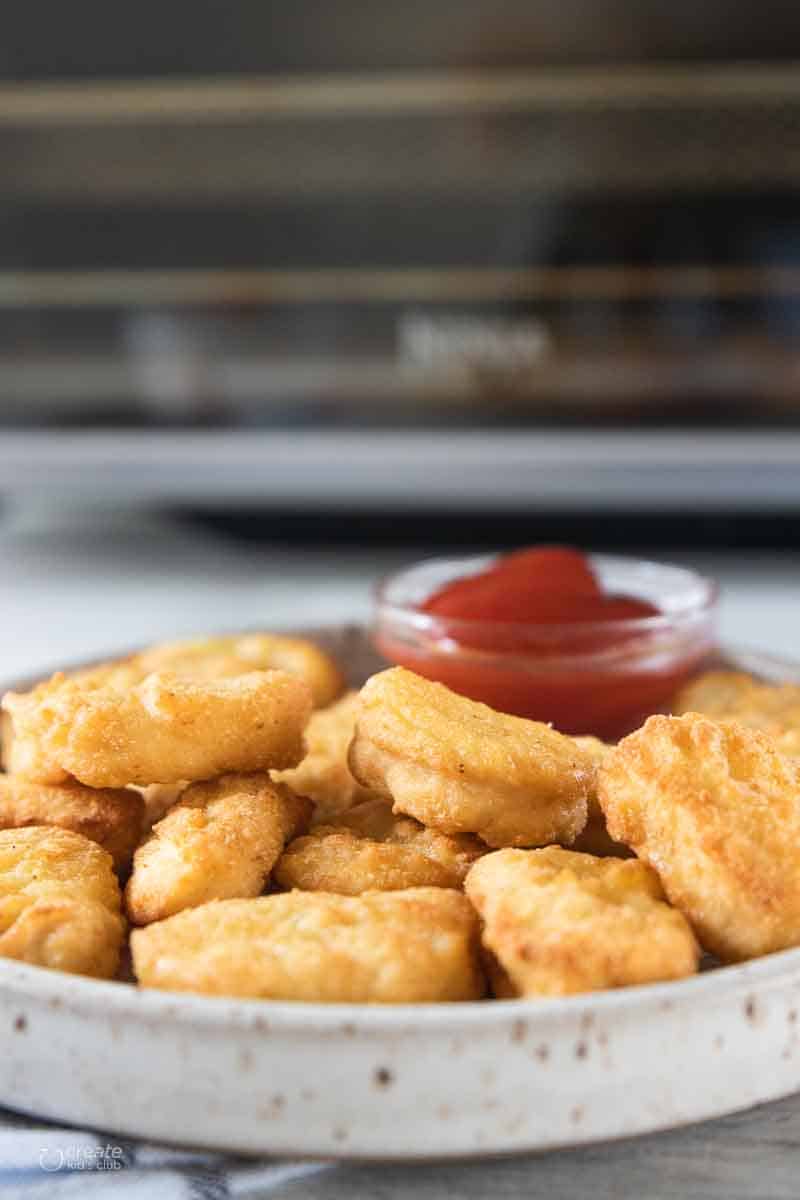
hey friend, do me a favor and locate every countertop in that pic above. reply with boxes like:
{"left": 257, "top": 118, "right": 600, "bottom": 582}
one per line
{"left": 0, "top": 507, "right": 798, "bottom": 679}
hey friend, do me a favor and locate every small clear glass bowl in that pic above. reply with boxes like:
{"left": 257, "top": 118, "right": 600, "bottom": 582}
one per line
{"left": 373, "top": 553, "right": 719, "bottom": 739}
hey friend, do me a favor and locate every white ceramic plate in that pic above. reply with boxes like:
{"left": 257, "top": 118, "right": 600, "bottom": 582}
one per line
{"left": 0, "top": 631, "right": 798, "bottom": 1160}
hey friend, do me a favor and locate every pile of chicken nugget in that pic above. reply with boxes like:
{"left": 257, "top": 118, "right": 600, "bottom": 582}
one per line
{"left": 0, "top": 633, "right": 797, "bottom": 1004}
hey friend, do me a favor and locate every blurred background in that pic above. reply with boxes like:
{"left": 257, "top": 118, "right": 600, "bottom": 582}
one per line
{"left": 1, "top": 0, "right": 799, "bottom": 675}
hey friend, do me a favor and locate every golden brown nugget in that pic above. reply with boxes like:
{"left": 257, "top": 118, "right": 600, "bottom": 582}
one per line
{"left": 2, "top": 634, "right": 336, "bottom": 777}
{"left": 2, "top": 659, "right": 145, "bottom": 779}
{"left": 599, "top": 713, "right": 800, "bottom": 962}
{"left": 349, "top": 668, "right": 589, "bottom": 848}
{"left": 570, "top": 737, "right": 631, "bottom": 858}
{"left": 673, "top": 670, "right": 759, "bottom": 718}
{"left": 275, "top": 691, "right": 376, "bottom": 822}
{"left": 138, "top": 782, "right": 188, "bottom": 834}
{"left": 0, "top": 827, "right": 124, "bottom": 978}
{"left": 136, "top": 633, "right": 344, "bottom": 708}
{"left": 0, "top": 710, "right": 15, "bottom": 772}
{"left": 2, "top": 679, "right": 69, "bottom": 783}
{"left": 3, "top": 669, "right": 312, "bottom": 788}
{"left": 126, "top": 775, "right": 310, "bottom": 925}
{"left": 674, "top": 670, "right": 800, "bottom": 757}
{"left": 465, "top": 847, "right": 698, "bottom": 997}
{"left": 33, "top": 634, "right": 341, "bottom": 710}
{"left": 0, "top": 776, "right": 143, "bottom": 873}
{"left": 132, "top": 888, "right": 485, "bottom": 1002}
{"left": 69, "top": 656, "right": 147, "bottom": 694}
{"left": 274, "top": 797, "right": 484, "bottom": 895}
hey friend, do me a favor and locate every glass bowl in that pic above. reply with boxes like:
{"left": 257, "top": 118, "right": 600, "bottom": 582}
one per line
{"left": 373, "top": 553, "right": 719, "bottom": 739}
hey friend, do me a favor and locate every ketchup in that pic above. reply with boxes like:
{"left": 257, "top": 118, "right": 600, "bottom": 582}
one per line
{"left": 423, "top": 547, "right": 658, "bottom": 635}
{"left": 375, "top": 546, "right": 714, "bottom": 739}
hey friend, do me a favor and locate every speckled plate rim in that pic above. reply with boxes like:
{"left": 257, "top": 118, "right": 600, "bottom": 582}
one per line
{"left": 0, "top": 934, "right": 797, "bottom": 1025}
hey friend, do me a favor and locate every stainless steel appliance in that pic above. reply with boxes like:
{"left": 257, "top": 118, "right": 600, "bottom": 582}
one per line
{"left": 3, "top": 2, "right": 800, "bottom": 510}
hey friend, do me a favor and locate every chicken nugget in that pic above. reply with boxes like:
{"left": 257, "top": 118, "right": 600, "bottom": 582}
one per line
{"left": 131, "top": 888, "right": 485, "bottom": 1002}
{"left": 569, "top": 737, "right": 631, "bottom": 858}
{"left": 69, "top": 656, "right": 147, "bottom": 694}
{"left": 137, "top": 781, "right": 187, "bottom": 834}
{"left": 3, "top": 669, "right": 312, "bottom": 788}
{"left": 0, "top": 711, "right": 15, "bottom": 772}
{"left": 275, "top": 691, "right": 376, "bottom": 822}
{"left": 673, "top": 670, "right": 759, "bottom": 717}
{"left": 674, "top": 671, "right": 800, "bottom": 757}
{"left": 274, "top": 797, "right": 484, "bottom": 895}
{"left": 2, "top": 678, "right": 69, "bottom": 783}
{"left": 349, "top": 668, "right": 589, "bottom": 848}
{"left": 465, "top": 847, "right": 698, "bottom": 997}
{"left": 136, "top": 633, "right": 344, "bottom": 708}
{"left": 599, "top": 713, "right": 800, "bottom": 962}
{"left": 126, "top": 775, "right": 310, "bottom": 925}
{"left": 1, "top": 659, "right": 145, "bottom": 779}
{"left": 37, "top": 633, "right": 341, "bottom": 711}
{"left": 0, "top": 776, "right": 143, "bottom": 873}
{"left": 0, "top": 827, "right": 124, "bottom": 978}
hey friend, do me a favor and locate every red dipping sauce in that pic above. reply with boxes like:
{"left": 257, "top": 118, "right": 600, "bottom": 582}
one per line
{"left": 374, "top": 548, "right": 717, "bottom": 740}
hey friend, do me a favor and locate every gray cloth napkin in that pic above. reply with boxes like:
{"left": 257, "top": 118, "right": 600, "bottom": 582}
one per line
{"left": 4, "top": 1095, "right": 800, "bottom": 1200}
{"left": 0, "top": 1107, "right": 332, "bottom": 1198}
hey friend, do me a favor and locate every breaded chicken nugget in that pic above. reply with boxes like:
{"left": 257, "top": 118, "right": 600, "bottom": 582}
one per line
{"left": 674, "top": 671, "right": 800, "bottom": 757}
{"left": 465, "top": 847, "right": 698, "bottom": 997}
{"left": 673, "top": 670, "right": 759, "bottom": 717}
{"left": 569, "top": 737, "right": 631, "bottom": 858}
{"left": 2, "top": 679, "right": 69, "bottom": 783}
{"left": 274, "top": 797, "right": 484, "bottom": 895}
{"left": 0, "top": 776, "right": 143, "bottom": 873}
{"left": 131, "top": 888, "right": 485, "bottom": 1002}
{"left": 349, "top": 668, "right": 589, "bottom": 848}
{"left": 599, "top": 713, "right": 800, "bottom": 962}
{"left": 4, "top": 634, "right": 338, "bottom": 783}
{"left": 69, "top": 657, "right": 146, "bottom": 694}
{"left": 126, "top": 775, "right": 310, "bottom": 925}
{"left": 137, "top": 782, "right": 187, "bottom": 834}
{"left": 3, "top": 669, "right": 311, "bottom": 788}
{"left": 0, "top": 827, "right": 124, "bottom": 978}
{"left": 136, "top": 633, "right": 344, "bottom": 708}
{"left": 38, "top": 633, "right": 341, "bottom": 711}
{"left": 1, "top": 660, "right": 143, "bottom": 779}
{"left": 275, "top": 691, "right": 376, "bottom": 822}
{"left": 0, "top": 711, "right": 15, "bottom": 772}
